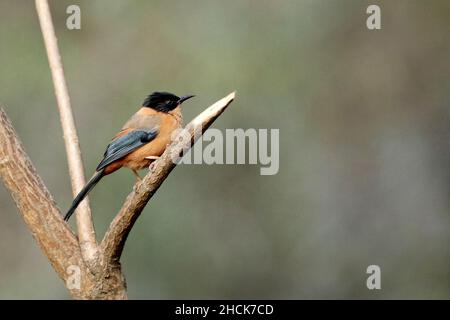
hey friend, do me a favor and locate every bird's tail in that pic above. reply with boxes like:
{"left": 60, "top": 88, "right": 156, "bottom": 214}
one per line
{"left": 64, "top": 170, "right": 105, "bottom": 222}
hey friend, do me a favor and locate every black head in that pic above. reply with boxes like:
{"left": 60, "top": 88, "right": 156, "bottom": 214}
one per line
{"left": 142, "top": 91, "right": 195, "bottom": 112}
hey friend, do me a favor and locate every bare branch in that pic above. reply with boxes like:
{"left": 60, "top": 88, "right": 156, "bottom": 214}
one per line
{"left": 0, "top": 107, "right": 128, "bottom": 299}
{"left": 35, "top": 0, "right": 98, "bottom": 264}
{"left": 0, "top": 107, "right": 87, "bottom": 296}
{"left": 101, "top": 92, "right": 236, "bottom": 263}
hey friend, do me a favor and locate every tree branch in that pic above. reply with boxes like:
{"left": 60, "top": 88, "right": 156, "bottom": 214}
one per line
{"left": 35, "top": 0, "right": 98, "bottom": 265}
{"left": 0, "top": 107, "right": 87, "bottom": 296}
{"left": 101, "top": 92, "right": 236, "bottom": 263}
{"left": 0, "top": 107, "right": 128, "bottom": 299}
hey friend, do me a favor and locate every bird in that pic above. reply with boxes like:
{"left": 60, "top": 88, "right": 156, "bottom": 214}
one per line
{"left": 63, "top": 91, "right": 195, "bottom": 222}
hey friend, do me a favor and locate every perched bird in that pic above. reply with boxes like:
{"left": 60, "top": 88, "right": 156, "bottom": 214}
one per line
{"left": 63, "top": 91, "right": 195, "bottom": 222}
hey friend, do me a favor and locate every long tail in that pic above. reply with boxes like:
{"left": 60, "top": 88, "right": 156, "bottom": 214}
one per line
{"left": 64, "top": 170, "right": 105, "bottom": 221}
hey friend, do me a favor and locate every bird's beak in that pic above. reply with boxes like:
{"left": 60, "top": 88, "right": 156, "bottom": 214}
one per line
{"left": 178, "top": 94, "right": 195, "bottom": 104}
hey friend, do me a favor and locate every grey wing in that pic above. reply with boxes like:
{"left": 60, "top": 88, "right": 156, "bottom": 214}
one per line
{"left": 96, "top": 128, "right": 158, "bottom": 171}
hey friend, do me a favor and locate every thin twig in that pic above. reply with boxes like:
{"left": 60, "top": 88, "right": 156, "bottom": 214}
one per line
{"left": 35, "top": 0, "right": 99, "bottom": 265}
{"left": 101, "top": 91, "right": 236, "bottom": 263}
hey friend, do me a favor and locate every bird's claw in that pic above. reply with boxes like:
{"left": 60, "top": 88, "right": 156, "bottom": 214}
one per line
{"left": 149, "top": 162, "right": 156, "bottom": 171}
{"left": 146, "top": 156, "right": 160, "bottom": 171}
{"left": 132, "top": 169, "right": 142, "bottom": 181}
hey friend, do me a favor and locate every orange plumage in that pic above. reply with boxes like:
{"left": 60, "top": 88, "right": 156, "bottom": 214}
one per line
{"left": 64, "top": 92, "right": 194, "bottom": 221}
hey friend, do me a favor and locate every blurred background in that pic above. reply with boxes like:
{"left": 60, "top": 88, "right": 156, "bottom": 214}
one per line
{"left": 0, "top": 0, "right": 448, "bottom": 299}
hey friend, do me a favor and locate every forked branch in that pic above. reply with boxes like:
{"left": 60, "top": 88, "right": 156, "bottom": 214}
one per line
{"left": 1, "top": 0, "right": 236, "bottom": 300}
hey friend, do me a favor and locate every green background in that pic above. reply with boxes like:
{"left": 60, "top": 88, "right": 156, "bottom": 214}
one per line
{"left": 0, "top": 0, "right": 448, "bottom": 299}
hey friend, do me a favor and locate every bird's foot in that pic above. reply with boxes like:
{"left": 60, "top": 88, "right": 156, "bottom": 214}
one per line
{"left": 146, "top": 156, "right": 160, "bottom": 171}
{"left": 132, "top": 169, "right": 142, "bottom": 181}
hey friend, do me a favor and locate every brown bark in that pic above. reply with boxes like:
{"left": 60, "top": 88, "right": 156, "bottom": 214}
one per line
{"left": 0, "top": 107, "right": 126, "bottom": 299}
{"left": 0, "top": 91, "right": 235, "bottom": 299}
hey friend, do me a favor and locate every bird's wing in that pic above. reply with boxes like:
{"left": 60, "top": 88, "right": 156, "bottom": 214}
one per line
{"left": 96, "top": 128, "right": 158, "bottom": 171}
